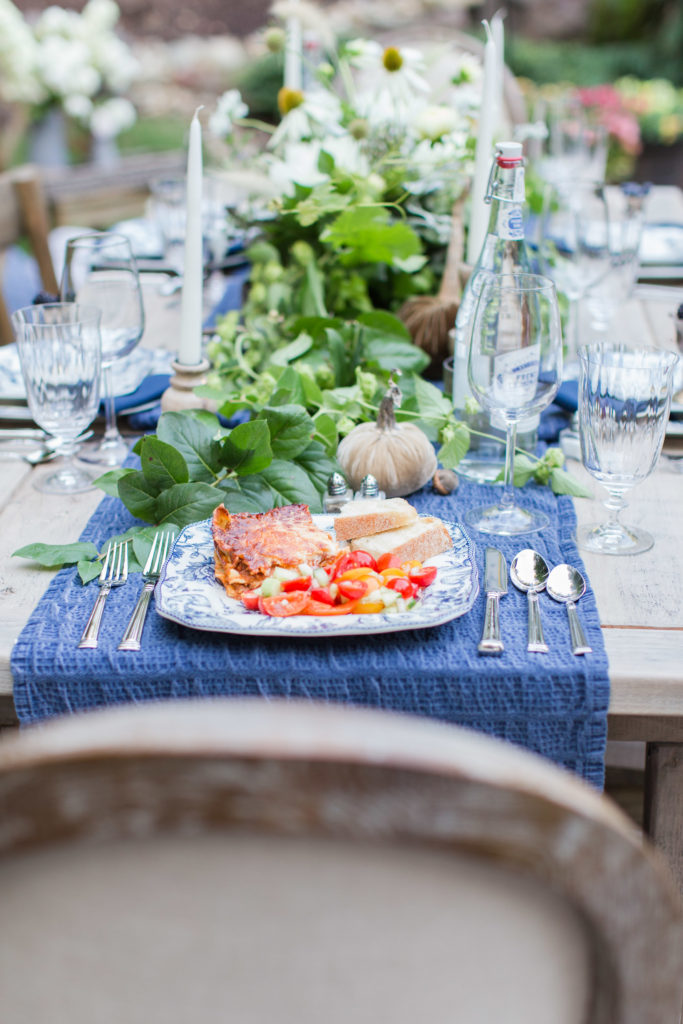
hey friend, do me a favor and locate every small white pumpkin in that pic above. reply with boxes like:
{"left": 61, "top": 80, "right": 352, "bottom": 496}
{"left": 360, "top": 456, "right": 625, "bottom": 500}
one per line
{"left": 336, "top": 378, "right": 437, "bottom": 498}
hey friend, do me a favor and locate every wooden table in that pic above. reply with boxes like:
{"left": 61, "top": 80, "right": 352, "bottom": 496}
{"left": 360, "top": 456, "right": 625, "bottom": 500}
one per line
{"left": 1, "top": 191, "right": 682, "bottom": 889}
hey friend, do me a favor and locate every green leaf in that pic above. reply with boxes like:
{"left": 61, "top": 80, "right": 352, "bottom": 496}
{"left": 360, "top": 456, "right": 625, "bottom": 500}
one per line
{"left": 438, "top": 423, "right": 471, "bottom": 469}
{"left": 512, "top": 452, "right": 539, "bottom": 488}
{"left": 364, "top": 338, "right": 430, "bottom": 375}
{"left": 269, "top": 332, "right": 313, "bottom": 367}
{"left": 216, "top": 419, "right": 272, "bottom": 475}
{"left": 550, "top": 467, "right": 594, "bottom": 498}
{"left": 268, "top": 366, "right": 307, "bottom": 407}
{"left": 78, "top": 559, "right": 103, "bottom": 584}
{"left": 217, "top": 475, "right": 276, "bottom": 512}
{"left": 94, "top": 467, "right": 134, "bottom": 497}
{"left": 259, "top": 404, "right": 314, "bottom": 460}
{"left": 321, "top": 207, "right": 422, "bottom": 266}
{"left": 312, "top": 411, "right": 339, "bottom": 455}
{"left": 138, "top": 436, "right": 189, "bottom": 491}
{"left": 155, "top": 410, "right": 223, "bottom": 482}
{"left": 118, "top": 471, "right": 160, "bottom": 523}
{"left": 260, "top": 458, "right": 322, "bottom": 508}
{"left": 357, "top": 311, "right": 412, "bottom": 339}
{"left": 12, "top": 541, "right": 99, "bottom": 568}
{"left": 154, "top": 482, "right": 224, "bottom": 529}
{"left": 294, "top": 440, "right": 339, "bottom": 503}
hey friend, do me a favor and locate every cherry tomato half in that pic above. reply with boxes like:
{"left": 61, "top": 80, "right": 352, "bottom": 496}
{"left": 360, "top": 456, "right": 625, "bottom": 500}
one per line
{"left": 258, "top": 591, "right": 310, "bottom": 617}
{"left": 282, "top": 576, "right": 312, "bottom": 592}
{"left": 302, "top": 599, "right": 354, "bottom": 616}
{"left": 337, "top": 579, "right": 368, "bottom": 601}
{"left": 333, "top": 550, "right": 377, "bottom": 578}
{"left": 241, "top": 589, "right": 261, "bottom": 611}
{"left": 309, "top": 586, "right": 335, "bottom": 605}
{"left": 376, "top": 552, "right": 403, "bottom": 572}
{"left": 408, "top": 565, "right": 438, "bottom": 588}
{"left": 386, "top": 576, "right": 417, "bottom": 598}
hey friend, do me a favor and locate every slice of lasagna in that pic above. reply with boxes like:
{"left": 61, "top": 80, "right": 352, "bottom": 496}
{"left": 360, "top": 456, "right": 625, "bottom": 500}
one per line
{"left": 212, "top": 503, "right": 339, "bottom": 598}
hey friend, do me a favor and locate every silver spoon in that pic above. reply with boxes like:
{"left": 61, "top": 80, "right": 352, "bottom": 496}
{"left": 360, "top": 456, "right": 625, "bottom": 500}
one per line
{"left": 546, "top": 564, "right": 593, "bottom": 656}
{"left": 510, "top": 549, "right": 549, "bottom": 653}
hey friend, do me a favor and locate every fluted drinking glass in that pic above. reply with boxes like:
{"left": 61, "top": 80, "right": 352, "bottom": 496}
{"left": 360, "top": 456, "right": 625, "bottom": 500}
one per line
{"left": 11, "top": 303, "right": 102, "bottom": 494}
{"left": 577, "top": 343, "right": 679, "bottom": 555}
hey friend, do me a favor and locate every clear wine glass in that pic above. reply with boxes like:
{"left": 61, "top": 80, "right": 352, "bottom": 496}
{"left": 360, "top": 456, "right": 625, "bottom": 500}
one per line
{"left": 11, "top": 303, "right": 102, "bottom": 494}
{"left": 60, "top": 232, "right": 145, "bottom": 466}
{"left": 577, "top": 343, "right": 678, "bottom": 555}
{"left": 539, "top": 179, "right": 611, "bottom": 375}
{"left": 585, "top": 187, "right": 645, "bottom": 333}
{"left": 465, "top": 272, "right": 563, "bottom": 536}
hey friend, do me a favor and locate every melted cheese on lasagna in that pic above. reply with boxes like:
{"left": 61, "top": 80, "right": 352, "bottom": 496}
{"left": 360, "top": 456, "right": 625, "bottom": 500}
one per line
{"left": 212, "top": 503, "right": 339, "bottom": 597}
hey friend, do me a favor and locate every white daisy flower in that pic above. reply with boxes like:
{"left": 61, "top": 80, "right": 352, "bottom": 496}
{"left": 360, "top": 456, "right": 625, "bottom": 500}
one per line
{"left": 209, "top": 89, "right": 249, "bottom": 139}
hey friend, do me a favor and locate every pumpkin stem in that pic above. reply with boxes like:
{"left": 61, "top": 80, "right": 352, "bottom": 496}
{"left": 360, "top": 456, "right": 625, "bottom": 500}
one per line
{"left": 377, "top": 374, "right": 402, "bottom": 430}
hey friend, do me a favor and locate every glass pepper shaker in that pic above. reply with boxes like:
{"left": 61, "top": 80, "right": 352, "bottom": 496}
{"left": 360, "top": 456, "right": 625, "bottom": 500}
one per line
{"left": 323, "top": 472, "right": 353, "bottom": 513}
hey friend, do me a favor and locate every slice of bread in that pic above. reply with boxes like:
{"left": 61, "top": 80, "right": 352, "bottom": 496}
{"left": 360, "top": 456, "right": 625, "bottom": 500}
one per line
{"left": 349, "top": 516, "right": 452, "bottom": 564}
{"left": 334, "top": 497, "right": 418, "bottom": 542}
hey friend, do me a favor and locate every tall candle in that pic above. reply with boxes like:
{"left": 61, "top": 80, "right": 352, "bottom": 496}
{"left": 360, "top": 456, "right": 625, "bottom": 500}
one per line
{"left": 177, "top": 107, "right": 204, "bottom": 366}
{"left": 491, "top": 10, "right": 505, "bottom": 134}
{"left": 284, "top": 0, "right": 303, "bottom": 90}
{"left": 466, "top": 21, "right": 496, "bottom": 265}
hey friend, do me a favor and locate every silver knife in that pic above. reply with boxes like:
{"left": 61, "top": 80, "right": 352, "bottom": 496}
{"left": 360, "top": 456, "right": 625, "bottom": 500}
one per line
{"left": 478, "top": 547, "right": 507, "bottom": 655}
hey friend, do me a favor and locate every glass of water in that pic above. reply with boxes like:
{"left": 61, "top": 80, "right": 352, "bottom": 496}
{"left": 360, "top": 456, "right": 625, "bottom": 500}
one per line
{"left": 11, "top": 303, "right": 102, "bottom": 494}
{"left": 577, "top": 342, "right": 679, "bottom": 555}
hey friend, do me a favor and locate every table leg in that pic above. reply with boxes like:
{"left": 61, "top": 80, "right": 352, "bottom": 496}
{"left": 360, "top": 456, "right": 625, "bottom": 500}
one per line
{"left": 644, "top": 742, "right": 683, "bottom": 894}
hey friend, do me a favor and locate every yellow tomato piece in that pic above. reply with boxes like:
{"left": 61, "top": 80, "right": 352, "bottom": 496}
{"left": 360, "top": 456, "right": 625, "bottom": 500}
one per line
{"left": 402, "top": 559, "right": 422, "bottom": 569}
{"left": 352, "top": 599, "right": 385, "bottom": 614}
{"left": 380, "top": 567, "right": 407, "bottom": 579}
{"left": 337, "top": 567, "right": 381, "bottom": 582}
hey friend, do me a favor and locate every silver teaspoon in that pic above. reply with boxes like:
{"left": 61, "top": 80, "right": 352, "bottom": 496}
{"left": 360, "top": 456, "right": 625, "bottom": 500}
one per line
{"left": 546, "top": 564, "right": 593, "bottom": 656}
{"left": 510, "top": 549, "right": 549, "bottom": 654}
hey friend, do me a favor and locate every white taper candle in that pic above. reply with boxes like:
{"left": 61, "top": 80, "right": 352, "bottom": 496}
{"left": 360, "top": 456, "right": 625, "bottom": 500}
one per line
{"left": 466, "top": 22, "right": 497, "bottom": 265}
{"left": 177, "top": 107, "right": 204, "bottom": 366}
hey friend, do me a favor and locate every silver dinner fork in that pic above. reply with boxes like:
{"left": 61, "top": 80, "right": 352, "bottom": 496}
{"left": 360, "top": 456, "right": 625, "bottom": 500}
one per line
{"left": 78, "top": 541, "right": 129, "bottom": 650}
{"left": 118, "top": 530, "right": 176, "bottom": 651}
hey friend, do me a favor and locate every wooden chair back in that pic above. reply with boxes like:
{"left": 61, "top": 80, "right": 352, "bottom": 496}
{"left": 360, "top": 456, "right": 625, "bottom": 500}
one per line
{"left": 0, "top": 164, "right": 59, "bottom": 345}
{"left": 0, "top": 700, "right": 679, "bottom": 1024}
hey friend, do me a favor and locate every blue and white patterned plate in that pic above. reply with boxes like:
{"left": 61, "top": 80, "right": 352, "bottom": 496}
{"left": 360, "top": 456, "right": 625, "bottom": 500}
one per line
{"left": 155, "top": 514, "right": 479, "bottom": 638}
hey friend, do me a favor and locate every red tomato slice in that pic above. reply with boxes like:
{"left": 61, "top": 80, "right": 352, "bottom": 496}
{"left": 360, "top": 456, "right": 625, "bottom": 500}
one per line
{"left": 310, "top": 586, "right": 335, "bottom": 605}
{"left": 282, "top": 576, "right": 312, "bottom": 592}
{"left": 386, "top": 576, "right": 417, "bottom": 598}
{"left": 376, "top": 552, "right": 403, "bottom": 572}
{"left": 258, "top": 591, "right": 310, "bottom": 617}
{"left": 302, "top": 599, "right": 354, "bottom": 616}
{"left": 408, "top": 565, "right": 438, "bottom": 588}
{"left": 241, "top": 589, "right": 261, "bottom": 611}
{"left": 333, "top": 550, "right": 377, "bottom": 578}
{"left": 337, "top": 579, "right": 368, "bottom": 601}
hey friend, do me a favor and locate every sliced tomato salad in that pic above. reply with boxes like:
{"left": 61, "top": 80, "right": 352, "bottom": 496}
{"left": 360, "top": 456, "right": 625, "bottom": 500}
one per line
{"left": 239, "top": 552, "right": 439, "bottom": 618}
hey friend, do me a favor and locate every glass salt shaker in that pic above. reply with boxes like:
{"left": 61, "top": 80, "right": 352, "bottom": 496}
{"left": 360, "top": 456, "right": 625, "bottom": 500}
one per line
{"left": 323, "top": 472, "right": 353, "bottom": 513}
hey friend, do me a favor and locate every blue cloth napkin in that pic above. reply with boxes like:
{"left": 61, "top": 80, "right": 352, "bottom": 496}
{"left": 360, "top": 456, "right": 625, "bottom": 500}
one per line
{"left": 11, "top": 473, "right": 610, "bottom": 788}
{"left": 109, "top": 373, "right": 171, "bottom": 415}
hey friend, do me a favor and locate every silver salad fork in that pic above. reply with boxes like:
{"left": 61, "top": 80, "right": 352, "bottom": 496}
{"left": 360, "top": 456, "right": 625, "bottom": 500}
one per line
{"left": 118, "top": 530, "right": 176, "bottom": 652}
{"left": 78, "top": 541, "right": 129, "bottom": 650}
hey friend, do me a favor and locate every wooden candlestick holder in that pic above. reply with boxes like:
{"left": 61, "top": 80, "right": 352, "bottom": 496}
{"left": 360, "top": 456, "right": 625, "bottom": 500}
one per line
{"left": 160, "top": 358, "right": 213, "bottom": 413}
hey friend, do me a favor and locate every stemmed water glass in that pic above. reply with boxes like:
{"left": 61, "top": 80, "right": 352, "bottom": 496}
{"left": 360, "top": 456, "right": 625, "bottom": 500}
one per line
{"left": 60, "top": 232, "right": 145, "bottom": 466}
{"left": 577, "top": 342, "right": 678, "bottom": 555}
{"left": 11, "top": 303, "right": 102, "bottom": 494}
{"left": 539, "top": 179, "right": 611, "bottom": 375}
{"left": 465, "top": 272, "right": 563, "bottom": 536}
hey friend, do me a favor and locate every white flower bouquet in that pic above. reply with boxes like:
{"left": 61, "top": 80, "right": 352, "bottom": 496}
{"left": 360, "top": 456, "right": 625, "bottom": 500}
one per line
{"left": 0, "top": 0, "right": 138, "bottom": 140}
{"left": 207, "top": 6, "right": 485, "bottom": 326}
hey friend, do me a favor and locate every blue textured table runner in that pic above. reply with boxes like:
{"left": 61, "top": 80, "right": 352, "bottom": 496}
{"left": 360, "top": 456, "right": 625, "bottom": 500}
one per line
{"left": 11, "top": 474, "right": 610, "bottom": 788}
